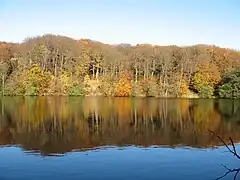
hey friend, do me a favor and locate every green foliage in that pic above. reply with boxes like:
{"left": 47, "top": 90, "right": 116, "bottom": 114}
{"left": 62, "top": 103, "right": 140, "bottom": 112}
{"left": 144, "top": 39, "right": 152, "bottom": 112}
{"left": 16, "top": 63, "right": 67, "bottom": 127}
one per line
{"left": 218, "top": 68, "right": 240, "bottom": 99}
{"left": 218, "top": 84, "right": 232, "bottom": 98}
{"left": 198, "top": 84, "right": 214, "bottom": 98}
{"left": 68, "top": 84, "right": 84, "bottom": 96}
{"left": 25, "top": 82, "right": 37, "bottom": 96}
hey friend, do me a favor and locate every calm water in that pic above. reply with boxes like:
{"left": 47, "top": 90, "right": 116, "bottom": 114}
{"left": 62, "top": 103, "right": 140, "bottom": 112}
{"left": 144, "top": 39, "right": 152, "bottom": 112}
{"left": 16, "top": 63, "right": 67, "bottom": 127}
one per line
{"left": 0, "top": 97, "right": 240, "bottom": 180}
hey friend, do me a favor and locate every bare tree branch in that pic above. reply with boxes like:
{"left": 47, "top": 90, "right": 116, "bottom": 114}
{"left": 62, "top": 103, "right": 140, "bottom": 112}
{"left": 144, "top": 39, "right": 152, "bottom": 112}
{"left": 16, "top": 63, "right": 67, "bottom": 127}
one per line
{"left": 208, "top": 130, "right": 240, "bottom": 159}
{"left": 208, "top": 130, "right": 240, "bottom": 180}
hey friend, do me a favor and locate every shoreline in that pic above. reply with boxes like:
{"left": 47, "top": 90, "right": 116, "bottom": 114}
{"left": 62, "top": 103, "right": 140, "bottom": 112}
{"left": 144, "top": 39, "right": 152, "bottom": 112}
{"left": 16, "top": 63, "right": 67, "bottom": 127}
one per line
{"left": 0, "top": 95, "right": 231, "bottom": 99}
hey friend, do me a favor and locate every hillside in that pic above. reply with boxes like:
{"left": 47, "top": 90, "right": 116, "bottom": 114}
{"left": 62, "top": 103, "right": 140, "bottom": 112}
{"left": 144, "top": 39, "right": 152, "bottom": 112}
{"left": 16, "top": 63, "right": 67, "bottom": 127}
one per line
{"left": 0, "top": 34, "right": 240, "bottom": 97}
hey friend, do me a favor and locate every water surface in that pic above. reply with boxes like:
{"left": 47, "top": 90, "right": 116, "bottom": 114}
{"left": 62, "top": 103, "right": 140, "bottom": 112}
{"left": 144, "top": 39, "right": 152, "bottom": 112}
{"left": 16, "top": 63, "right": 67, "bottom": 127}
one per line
{"left": 0, "top": 97, "right": 240, "bottom": 180}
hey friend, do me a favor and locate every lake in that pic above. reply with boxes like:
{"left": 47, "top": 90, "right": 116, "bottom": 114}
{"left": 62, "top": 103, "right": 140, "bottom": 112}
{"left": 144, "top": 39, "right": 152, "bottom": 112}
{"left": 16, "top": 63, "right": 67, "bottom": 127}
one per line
{"left": 0, "top": 97, "right": 240, "bottom": 180}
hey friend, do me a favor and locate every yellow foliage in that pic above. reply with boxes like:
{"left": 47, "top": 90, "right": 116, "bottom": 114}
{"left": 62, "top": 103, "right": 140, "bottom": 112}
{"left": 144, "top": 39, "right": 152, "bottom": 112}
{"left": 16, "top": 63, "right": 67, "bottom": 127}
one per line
{"left": 191, "top": 62, "right": 221, "bottom": 92}
{"left": 48, "top": 71, "right": 72, "bottom": 95}
{"left": 59, "top": 71, "right": 71, "bottom": 94}
{"left": 26, "top": 64, "right": 51, "bottom": 95}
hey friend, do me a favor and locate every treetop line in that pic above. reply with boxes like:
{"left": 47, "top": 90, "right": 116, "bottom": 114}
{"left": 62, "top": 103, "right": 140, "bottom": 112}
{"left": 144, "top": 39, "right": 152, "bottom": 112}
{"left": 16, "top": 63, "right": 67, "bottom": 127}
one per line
{"left": 0, "top": 34, "right": 239, "bottom": 98}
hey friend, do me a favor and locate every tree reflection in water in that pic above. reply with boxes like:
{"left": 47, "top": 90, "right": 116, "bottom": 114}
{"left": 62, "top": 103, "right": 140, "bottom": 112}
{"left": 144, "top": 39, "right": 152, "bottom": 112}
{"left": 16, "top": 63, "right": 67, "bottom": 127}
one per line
{"left": 215, "top": 166, "right": 240, "bottom": 180}
{"left": 0, "top": 97, "right": 240, "bottom": 157}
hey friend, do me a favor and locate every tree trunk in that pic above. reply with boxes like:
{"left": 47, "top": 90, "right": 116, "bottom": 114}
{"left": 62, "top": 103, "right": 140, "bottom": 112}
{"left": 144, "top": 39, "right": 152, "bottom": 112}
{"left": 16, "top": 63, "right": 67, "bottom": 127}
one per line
{"left": 96, "top": 67, "right": 99, "bottom": 81}
{"left": 146, "top": 60, "right": 149, "bottom": 80}
{"left": 151, "top": 59, "right": 155, "bottom": 78}
{"left": 2, "top": 75, "right": 4, "bottom": 96}
{"left": 54, "top": 62, "right": 57, "bottom": 78}
{"left": 92, "top": 65, "right": 95, "bottom": 79}
{"left": 135, "top": 68, "right": 138, "bottom": 82}
{"left": 178, "top": 63, "right": 184, "bottom": 97}
{"left": 61, "top": 55, "right": 64, "bottom": 71}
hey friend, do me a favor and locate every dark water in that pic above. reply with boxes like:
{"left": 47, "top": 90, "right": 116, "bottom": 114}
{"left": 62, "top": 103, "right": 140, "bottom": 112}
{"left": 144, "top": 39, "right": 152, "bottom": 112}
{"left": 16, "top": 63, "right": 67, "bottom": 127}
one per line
{"left": 0, "top": 97, "right": 240, "bottom": 180}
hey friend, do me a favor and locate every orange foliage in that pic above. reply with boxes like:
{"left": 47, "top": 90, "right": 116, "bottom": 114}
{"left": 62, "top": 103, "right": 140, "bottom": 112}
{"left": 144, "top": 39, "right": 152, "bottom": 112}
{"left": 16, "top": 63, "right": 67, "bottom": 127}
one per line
{"left": 179, "top": 80, "right": 189, "bottom": 96}
{"left": 114, "top": 72, "right": 132, "bottom": 97}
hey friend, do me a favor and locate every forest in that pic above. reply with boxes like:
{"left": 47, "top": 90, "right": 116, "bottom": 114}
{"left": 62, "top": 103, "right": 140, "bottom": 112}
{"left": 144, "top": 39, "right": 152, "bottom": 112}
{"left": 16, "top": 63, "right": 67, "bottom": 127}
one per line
{"left": 0, "top": 34, "right": 240, "bottom": 98}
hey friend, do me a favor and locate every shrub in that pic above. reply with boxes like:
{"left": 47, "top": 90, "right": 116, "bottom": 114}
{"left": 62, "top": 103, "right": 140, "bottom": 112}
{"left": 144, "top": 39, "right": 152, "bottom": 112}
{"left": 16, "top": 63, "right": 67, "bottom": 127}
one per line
{"left": 25, "top": 82, "right": 37, "bottom": 96}
{"left": 198, "top": 84, "right": 214, "bottom": 98}
{"left": 68, "top": 84, "right": 84, "bottom": 96}
{"left": 218, "top": 68, "right": 240, "bottom": 99}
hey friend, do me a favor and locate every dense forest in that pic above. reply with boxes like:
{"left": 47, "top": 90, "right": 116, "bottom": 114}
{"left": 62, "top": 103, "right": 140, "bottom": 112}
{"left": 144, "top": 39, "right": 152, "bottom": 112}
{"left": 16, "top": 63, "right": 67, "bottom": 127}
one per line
{"left": 0, "top": 34, "right": 240, "bottom": 98}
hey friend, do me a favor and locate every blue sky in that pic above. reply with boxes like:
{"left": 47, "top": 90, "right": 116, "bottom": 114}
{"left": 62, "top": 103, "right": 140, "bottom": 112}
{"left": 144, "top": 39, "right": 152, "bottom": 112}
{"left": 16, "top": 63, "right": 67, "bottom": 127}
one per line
{"left": 0, "top": 0, "right": 240, "bottom": 49}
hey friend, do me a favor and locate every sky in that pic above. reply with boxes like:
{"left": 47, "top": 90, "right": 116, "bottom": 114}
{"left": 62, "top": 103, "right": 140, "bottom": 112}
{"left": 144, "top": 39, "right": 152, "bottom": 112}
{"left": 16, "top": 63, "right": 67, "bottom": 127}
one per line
{"left": 0, "top": 0, "right": 240, "bottom": 49}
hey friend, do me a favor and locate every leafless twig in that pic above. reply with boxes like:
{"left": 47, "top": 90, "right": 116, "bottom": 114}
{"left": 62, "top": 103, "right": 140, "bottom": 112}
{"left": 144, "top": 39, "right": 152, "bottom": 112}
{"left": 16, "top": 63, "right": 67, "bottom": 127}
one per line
{"left": 208, "top": 130, "right": 240, "bottom": 180}
{"left": 208, "top": 130, "right": 240, "bottom": 159}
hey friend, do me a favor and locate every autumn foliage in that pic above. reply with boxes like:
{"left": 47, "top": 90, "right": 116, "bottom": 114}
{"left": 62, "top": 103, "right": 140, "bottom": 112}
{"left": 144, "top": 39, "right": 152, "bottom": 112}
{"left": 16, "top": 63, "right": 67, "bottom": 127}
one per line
{"left": 25, "top": 64, "right": 51, "bottom": 95}
{"left": 190, "top": 61, "right": 221, "bottom": 96}
{"left": 0, "top": 35, "right": 240, "bottom": 98}
{"left": 114, "top": 72, "right": 132, "bottom": 97}
{"left": 179, "top": 80, "right": 189, "bottom": 96}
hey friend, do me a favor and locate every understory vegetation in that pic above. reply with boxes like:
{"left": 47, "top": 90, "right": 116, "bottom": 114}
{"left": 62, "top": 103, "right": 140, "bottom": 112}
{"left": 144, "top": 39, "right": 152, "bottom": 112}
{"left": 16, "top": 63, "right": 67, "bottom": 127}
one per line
{"left": 0, "top": 34, "right": 240, "bottom": 98}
